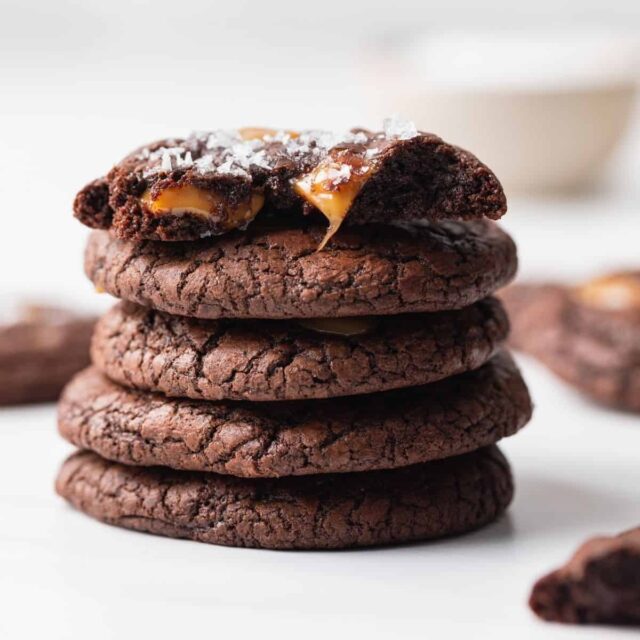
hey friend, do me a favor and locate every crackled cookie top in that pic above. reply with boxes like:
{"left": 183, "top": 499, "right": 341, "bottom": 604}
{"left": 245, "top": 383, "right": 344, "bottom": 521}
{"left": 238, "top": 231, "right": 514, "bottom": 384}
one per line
{"left": 90, "top": 298, "right": 509, "bottom": 402}
{"left": 74, "top": 116, "right": 506, "bottom": 244}
{"left": 85, "top": 220, "right": 517, "bottom": 319}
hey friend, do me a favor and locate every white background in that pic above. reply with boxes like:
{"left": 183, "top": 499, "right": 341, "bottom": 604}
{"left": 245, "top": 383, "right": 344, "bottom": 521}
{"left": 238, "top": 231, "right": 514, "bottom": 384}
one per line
{"left": 1, "top": 1, "right": 640, "bottom": 638}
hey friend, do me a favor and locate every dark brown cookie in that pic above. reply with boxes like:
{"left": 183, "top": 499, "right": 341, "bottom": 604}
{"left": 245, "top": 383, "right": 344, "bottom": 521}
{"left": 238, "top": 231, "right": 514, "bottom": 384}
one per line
{"left": 91, "top": 297, "right": 508, "bottom": 401}
{"left": 0, "top": 305, "right": 95, "bottom": 406}
{"left": 56, "top": 445, "right": 513, "bottom": 550}
{"left": 74, "top": 122, "right": 505, "bottom": 243}
{"left": 85, "top": 220, "right": 517, "bottom": 319}
{"left": 58, "top": 352, "right": 531, "bottom": 477}
{"left": 501, "top": 275, "right": 640, "bottom": 412}
{"left": 530, "top": 527, "right": 640, "bottom": 625}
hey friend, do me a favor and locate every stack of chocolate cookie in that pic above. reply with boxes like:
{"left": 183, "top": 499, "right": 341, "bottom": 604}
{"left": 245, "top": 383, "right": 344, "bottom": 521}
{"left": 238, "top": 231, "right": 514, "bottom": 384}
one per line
{"left": 56, "top": 118, "right": 532, "bottom": 549}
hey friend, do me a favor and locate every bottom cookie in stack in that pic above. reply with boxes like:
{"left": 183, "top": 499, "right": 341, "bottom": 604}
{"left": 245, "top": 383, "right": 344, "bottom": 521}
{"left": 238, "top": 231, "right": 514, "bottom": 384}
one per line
{"left": 56, "top": 352, "right": 531, "bottom": 550}
{"left": 56, "top": 446, "right": 512, "bottom": 550}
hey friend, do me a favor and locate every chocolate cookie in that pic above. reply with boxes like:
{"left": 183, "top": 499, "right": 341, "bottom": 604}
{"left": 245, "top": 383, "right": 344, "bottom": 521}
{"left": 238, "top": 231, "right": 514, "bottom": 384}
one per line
{"left": 85, "top": 220, "right": 517, "bottom": 319}
{"left": 74, "top": 119, "right": 506, "bottom": 244}
{"left": 0, "top": 304, "right": 95, "bottom": 405}
{"left": 56, "top": 445, "right": 513, "bottom": 550}
{"left": 530, "top": 527, "right": 640, "bottom": 625}
{"left": 58, "top": 352, "right": 531, "bottom": 477}
{"left": 501, "top": 274, "right": 640, "bottom": 412}
{"left": 91, "top": 297, "right": 508, "bottom": 401}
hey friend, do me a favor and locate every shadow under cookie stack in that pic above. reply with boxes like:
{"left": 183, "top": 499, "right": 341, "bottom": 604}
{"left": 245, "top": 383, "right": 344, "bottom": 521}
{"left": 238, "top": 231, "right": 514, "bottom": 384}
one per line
{"left": 56, "top": 118, "right": 533, "bottom": 550}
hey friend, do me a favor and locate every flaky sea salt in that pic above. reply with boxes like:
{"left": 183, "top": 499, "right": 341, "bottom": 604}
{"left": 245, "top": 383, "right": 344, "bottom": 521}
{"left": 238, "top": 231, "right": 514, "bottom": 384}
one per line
{"left": 160, "top": 151, "right": 173, "bottom": 172}
{"left": 383, "top": 114, "right": 418, "bottom": 140}
{"left": 215, "top": 158, "right": 250, "bottom": 177}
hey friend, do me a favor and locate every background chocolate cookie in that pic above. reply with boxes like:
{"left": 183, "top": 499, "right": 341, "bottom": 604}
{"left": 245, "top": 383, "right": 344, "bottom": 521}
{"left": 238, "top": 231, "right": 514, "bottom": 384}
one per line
{"left": 58, "top": 352, "right": 531, "bottom": 477}
{"left": 56, "top": 445, "right": 513, "bottom": 550}
{"left": 0, "top": 305, "right": 95, "bottom": 405}
{"left": 91, "top": 297, "right": 509, "bottom": 401}
{"left": 530, "top": 527, "right": 640, "bottom": 625}
{"left": 501, "top": 277, "right": 640, "bottom": 411}
{"left": 85, "top": 220, "right": 517, "bottom": 319}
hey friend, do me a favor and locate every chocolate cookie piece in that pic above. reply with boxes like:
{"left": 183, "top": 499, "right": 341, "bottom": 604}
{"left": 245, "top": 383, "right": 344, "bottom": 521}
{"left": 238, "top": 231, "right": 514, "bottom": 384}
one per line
{"left": 91, "top": 297, "right": 508, "bottom": 401}
{"left": 85, "top": 220, "right": 517, "bottom": 319}
{"left": 501, "top": 275, "right": 640, "bottom": 412}
{"left": 74, "top": 119, "right": 506, "bottom": 243}
{"left": 58, "top": 352, "right": 531, "bottom": 477}
{"left": 0, "top": 305, "right": 95, "bottom": 405}
{"left": 530, "top": 527, "right": 640, "bottom": 625}
{"left": 56, "top": 445, "right": 513, "bottom": 550}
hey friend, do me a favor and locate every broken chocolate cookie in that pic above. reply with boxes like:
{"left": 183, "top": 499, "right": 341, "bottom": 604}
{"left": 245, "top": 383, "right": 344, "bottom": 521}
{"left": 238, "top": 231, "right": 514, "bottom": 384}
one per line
{"left": 74, "top": 117, "right": 506, "bottom": 244}
{"left": 530, "top": 527, "right": 640, "bottom": 625}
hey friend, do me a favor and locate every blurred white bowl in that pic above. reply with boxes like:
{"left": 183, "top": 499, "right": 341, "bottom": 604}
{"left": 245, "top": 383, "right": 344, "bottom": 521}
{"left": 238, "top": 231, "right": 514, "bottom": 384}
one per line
{"left": 367, "top": 30, "right": 639, "bottom": 194}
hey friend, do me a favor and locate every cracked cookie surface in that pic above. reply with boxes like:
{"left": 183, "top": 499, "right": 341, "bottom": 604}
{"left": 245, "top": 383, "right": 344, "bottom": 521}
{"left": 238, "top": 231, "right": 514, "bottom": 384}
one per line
{"left": 58, "top": 352, "right": 531, "bottom": 477}
{"left": 56, "top": 445, "right": 513, "bottom": 550}
{"left": 85, "top": 220, "right": 517, "bottom": 319}
{"left": 91, "top": 297, "right": 508, "bottom": 401}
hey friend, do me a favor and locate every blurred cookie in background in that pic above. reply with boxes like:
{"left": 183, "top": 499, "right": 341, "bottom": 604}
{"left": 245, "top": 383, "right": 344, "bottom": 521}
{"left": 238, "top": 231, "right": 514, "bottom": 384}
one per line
{"left": 0, "top": 304, "right": 96, "bottom": 405}
{"left": 500, "top": 271, "right": 640, "bottom": 412}
{"left": 530, "top": 527, "right": 640, "bottom": 625}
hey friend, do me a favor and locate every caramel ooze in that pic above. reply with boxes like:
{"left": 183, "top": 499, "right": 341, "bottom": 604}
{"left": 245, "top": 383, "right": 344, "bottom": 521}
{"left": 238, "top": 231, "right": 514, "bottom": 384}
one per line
{"left": 141, "top": 185, "right": 264, "bottom": 229}
{"left": 293, "top": 159, "right": 372, "bottom": 249}
{"left": 141, "top": 141, "right": 373, "bottom": 246}
{"left": 576, "top": 273, "right": 640, "bottom": 311}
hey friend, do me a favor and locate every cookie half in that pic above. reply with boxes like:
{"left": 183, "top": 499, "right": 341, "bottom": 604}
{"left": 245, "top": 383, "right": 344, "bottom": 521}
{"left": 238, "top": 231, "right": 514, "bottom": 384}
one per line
{"left": 58, "top": 352, "right": 531, "bottom": 477}
{"left": 530, "top": 527, "right": 640, "bottom": 625}
{"left": 85, "top": 220, "right": 517, "bottom": 319}
{"left": 74, "top": 124, "right": 505, "bottom": 243}
{"left": 0, "top": 305, "right": 95, "bottom": 405}
{"left": 91, "top": 297, "right": 508, "bottom": 401}
{"left": 56, "top": 445, "right": 513, "bottom": 550}
{"left": 501, "top": 282, "right": 640, "bottom": 412}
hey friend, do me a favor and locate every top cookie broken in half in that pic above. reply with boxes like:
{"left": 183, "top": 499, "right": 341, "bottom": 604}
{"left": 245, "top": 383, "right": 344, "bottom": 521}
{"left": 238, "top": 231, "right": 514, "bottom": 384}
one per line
{"left": 74, "top": 117, "right": 507, "bottom": 244}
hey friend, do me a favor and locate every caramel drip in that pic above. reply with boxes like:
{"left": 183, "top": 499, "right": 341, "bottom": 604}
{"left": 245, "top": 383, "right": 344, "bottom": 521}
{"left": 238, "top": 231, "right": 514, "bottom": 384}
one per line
{"left": 575, "top": 273, "right": 640, "bottom": 311}
{"left": 294, "top": 157, "right": 372, "bottom": 250}
{"left": 141, "top": 185, "right": 264, "bottom": 230}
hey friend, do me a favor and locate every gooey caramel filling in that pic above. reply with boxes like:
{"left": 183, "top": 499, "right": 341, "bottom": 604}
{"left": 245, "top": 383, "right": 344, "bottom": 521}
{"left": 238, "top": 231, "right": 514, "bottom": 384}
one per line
{"left": 141, "top": 185, "right": 264, "bottom": 231}
{"left": 575, "top": 273, "right": 640, "bottom": 311}
{"left": 293, "top": 158, "right": 373, "bottom": 250}
{"left": 298, "top": 316, "right": 376, "bottom": 337}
